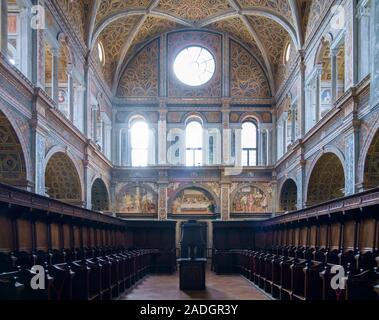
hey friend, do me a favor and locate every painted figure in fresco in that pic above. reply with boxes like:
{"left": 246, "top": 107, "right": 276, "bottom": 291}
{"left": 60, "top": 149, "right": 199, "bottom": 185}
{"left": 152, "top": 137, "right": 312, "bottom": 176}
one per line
{"left": 233, "top": 187, "right": 268, "bottom": 214}
{"left": 247, "top": 193, "right": 255, "bottom": 213}
{"left": 172, "top": 189, "right": 213, "bottom": 214}
{"left": 119, "top": 187, "right": 157, "bottom": 214}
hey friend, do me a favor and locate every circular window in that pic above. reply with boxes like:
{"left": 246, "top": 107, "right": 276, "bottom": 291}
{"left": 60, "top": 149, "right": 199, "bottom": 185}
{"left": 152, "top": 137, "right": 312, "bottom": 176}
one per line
{"left": 173, "top": 46, "right": 215, "bottom": 86}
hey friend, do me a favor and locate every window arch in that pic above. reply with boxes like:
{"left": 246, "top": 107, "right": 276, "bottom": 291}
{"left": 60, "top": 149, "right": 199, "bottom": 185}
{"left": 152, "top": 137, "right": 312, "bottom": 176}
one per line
{"left": 130, "top": 119, "right": 149, "bottom": 167}
{"left": 283, "top": 42, "right": 291, "bottom": 64}
{"left": 186, "top": 120, "right": 203, "bottom": 166}
{"left": 97, "top": 41, "right": 105, "bottom": 66}
{"left": 241, "top": 121, "right": 258, "bottom": 166}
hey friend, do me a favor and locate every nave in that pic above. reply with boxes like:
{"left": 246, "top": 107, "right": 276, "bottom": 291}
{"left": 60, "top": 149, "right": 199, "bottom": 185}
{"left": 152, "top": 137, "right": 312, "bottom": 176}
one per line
{"left": 0, "top": 182, "right": 378, "bottom": 301}
{"left": 120, "top": 266, "right": 269, "bottom": 300}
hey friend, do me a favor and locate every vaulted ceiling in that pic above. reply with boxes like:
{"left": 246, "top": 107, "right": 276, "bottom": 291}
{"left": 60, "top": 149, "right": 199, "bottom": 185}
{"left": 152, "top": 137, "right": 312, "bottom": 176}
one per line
{"left": 57, "top": 0, "right": 331, "bottom": 94}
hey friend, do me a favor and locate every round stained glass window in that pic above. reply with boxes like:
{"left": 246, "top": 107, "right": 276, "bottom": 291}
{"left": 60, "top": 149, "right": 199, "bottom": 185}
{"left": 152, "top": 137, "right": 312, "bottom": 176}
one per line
{"left": 173, "top": 46, "right": 215, "bottom": 86}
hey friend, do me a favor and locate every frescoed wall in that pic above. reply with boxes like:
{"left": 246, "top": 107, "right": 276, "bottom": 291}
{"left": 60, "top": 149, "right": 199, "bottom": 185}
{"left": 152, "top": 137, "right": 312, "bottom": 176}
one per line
{"left": 171, "top": 188, "right": 215, "bottom": 215}
{"left": 117, "top": 185, "right": 158, "bottom": 215}
{"left": 231, "top": 185, "right": 269, "bottom": 214}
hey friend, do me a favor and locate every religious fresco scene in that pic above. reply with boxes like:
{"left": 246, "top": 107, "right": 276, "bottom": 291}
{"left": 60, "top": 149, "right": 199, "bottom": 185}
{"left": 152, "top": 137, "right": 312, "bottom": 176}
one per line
{"left": 117, "top": 186, "right": 157, "bottom": 214}
{"left": 0, "top": 0, "right": 378, "bottom": 302}
{"left": 172, "top": 188, "right": 215, "bottom": 215}
{"left": 232, "top": 186, "right": 268, "bottom": 214}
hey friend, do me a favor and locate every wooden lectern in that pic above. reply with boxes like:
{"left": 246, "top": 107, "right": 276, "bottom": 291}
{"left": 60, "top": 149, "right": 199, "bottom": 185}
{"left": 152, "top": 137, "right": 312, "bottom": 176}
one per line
{"left": 178, "top": 220, "right": 207, "bottom": 291}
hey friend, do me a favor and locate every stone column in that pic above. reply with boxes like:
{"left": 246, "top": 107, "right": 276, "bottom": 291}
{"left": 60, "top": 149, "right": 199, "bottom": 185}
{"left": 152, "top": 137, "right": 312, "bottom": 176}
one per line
{"left": 222, "top": 34, "right": 230, "bottom": 97}
{"left": 315, "top": 66, "right": 322, "bottom": 122}
{"left": 0, "top": 0, "right": 8, "bottom": 55}
{"left": 296, "top": 167, "right": 304, "bottom": 210}
{"left": 370, "top": 0, "right": 379, "bottom": 108}
{"left": 331, "top": 47, "right": 339, "bottom": 103}
{"left": 220, "top": 183, "right": 230, "bottom": 221}
{"left": 158, "top": 104, "right": 167, "bottom": 165}
{"left": 20, "top": 5, "right": 32, "bottom": 77}
{"left": 290, "top": 104, "right": 296, "bottom": 143}
{"left": 105, "top": 122, "right": 112, "bottom": 159}
{"left": 159, "top": 34, "right": 167, "bottom": 97}
{"left": 31, "top": 105, "right": 47, "bottom": 195}
{"left": 158, "top": 184, "right": 168, "bottom": 220}
{"left": 51, "top": 48, "right": 59, "bottom": 103}
{"left": 67, "top": 64, "right": 74, "bottom": 122}
{"left": 267, "top": 128, "right": 273, "bottom": 165}
{"left": 221, "top": 99, "right": 231, "bottom": 164}
{"left": 100, "top": 119, "right": 105, "bottom": 151}
{"left": 83, "top": 62, "right": 90, "bottom": 137}
{"left": 258, "top": 129, "right": 264, "bottom": 166}
{"left": 234, "top": 125, "right": 242, "bottom": 167}
{"left": 91, "top": 104, "right": 98, "bottom": 142}
{"left": 345, "top": 116, "right": 361, "bottom": 195}
{"left": 270, "top": 180, "right": 278, "bottom": 218}
{"left": 110, "top": 182, "right": 117, "bottom": 216}
{"left": 300, "top": 158, "right": 306, "bottom": 208}
{"left": 344, "top": 130, "right": 356, "bottom": 196}
{"left": 83, "top": 157, "right": 90, "bottom": 209}
{"left": 357, "top": 0, "right": 371, "bottom": 80}
{"left": 282, "top": 115, "right": 287, "bottom": 154}
{"left": 299, "top": 53, "right": 306, "bottom": 137}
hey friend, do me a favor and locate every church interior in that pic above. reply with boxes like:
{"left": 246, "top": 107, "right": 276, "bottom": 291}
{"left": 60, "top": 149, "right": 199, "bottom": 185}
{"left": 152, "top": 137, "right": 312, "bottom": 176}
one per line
{"left": 0, "top": 0, "right": 378, "bottom": 302}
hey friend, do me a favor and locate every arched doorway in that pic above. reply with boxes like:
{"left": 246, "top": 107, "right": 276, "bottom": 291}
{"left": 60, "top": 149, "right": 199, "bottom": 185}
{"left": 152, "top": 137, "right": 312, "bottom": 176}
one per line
{"left": 91, "top": 178, "right": 110, "bottom": 212}
{"left": 363, "top": 129, "right": 379, "bottom": 189}
{"left": 0, "top": 110, "right": 27, "bottom": 187}
{"left": 307, "top": 153, "right": 345, "bottom": 206}
{"left": 279, "top": 179, "right": 298, "bottom": 212}
{"left": 45, "top": 152, "right": 82, "bottom": 206}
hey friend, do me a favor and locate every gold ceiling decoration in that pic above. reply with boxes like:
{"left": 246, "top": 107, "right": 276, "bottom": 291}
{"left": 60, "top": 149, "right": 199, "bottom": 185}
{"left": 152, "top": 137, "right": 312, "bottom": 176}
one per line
{"left": 54, "top": 0, "right": 312, "bottom": 92}
{"left": 122, "top": 16, "right": 182, "bottom": 71}
{"left": 237, "top": 0, "right": 294, "bottom": 25}
{"left": 97, "top": 15, "right": 142, "bottom": 84}
{"left": 208, "top": 17, "right": 264, "bottom": 67}
{"left": 95, "top": 0, "right": 151, "bottom": 25}
{"left": 156, "top": 0, "right": 232, "bottom": 21}
{"left": 247, "top": 15, "right": 289, "bottom": 66}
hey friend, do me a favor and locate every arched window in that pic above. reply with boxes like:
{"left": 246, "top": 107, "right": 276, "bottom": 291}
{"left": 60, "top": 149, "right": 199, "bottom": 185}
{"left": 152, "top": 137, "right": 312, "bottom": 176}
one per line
{"left": 284, "top": 43, "right": 291, "bottom": 64}
{"left": 98, "top": 41, "right": 105, "bottom": 66}
{"left": 241, "top": 122, "right": 258, "bottom": 166}
{"left": 186, "top": 121, "right": 203, "bottom": 166}
{"left": 130, "top": 120, "right": 149, "bottom": 167}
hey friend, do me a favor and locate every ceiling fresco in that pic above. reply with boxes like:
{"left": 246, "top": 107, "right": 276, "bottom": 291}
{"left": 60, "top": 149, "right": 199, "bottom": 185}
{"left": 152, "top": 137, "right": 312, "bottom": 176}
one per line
{"left": 56, "top": 1, "right": 322, "bottom": 94}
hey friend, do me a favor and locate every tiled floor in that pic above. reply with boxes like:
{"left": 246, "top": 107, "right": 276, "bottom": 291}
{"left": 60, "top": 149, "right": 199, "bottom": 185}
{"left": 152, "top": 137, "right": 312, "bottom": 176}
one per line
{"left": 120, "top": 269, "right": 270, "bottom": 300}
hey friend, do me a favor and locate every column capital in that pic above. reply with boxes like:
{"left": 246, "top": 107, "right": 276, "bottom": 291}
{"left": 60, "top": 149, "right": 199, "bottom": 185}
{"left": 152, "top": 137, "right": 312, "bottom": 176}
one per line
{"left": 357, "top": 0, "right": 371, "bottom": 18}
{"left": 315, "top": 64, "right": 323, "bottom": 76}
{"left": 331, "top": 47, "right": 339, "bottom": 57}
{"left": 51, "top": 47, "right": 60, "bottom": 57}
{"left": 221, "top": 98, "right": 232, "bottom": 109}
{"left": 159, "top": 99, "right": 167, "bottom": 109}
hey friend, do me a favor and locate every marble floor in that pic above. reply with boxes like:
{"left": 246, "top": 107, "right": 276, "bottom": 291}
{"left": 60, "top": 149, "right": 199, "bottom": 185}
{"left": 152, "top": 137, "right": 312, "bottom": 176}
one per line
{"left": 120, "top": 269, "right": 270, "bottom": 300}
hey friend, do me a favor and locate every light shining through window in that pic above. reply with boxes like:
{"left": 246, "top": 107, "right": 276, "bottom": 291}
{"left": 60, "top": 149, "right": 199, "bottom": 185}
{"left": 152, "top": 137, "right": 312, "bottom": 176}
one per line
{"left": 241, "top": 122, "right": 258, "bottom": 166}
{"left": 284, "top": 43, "right": 291, "bottom": 64}
{"left": 131, "top": 121, "right": 148, "bottom": 167}
{"left": 98, "top": 42, "right": 105, "bottom": 65}
{"left": 186, "top": 121, "right": 203, "bottom": 166}
{"left": 174, "top": 46, "right": 215, "bottom": 86}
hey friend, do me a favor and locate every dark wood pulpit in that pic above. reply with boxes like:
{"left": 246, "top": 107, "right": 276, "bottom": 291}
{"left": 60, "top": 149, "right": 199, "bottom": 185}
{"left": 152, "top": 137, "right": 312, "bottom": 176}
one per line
{"left": 178, "top": 220, "right": 207, "bottom": 291}
{"left": 178, "top": 258, "right": 207, "bottom": 290}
